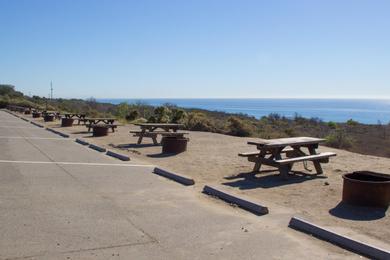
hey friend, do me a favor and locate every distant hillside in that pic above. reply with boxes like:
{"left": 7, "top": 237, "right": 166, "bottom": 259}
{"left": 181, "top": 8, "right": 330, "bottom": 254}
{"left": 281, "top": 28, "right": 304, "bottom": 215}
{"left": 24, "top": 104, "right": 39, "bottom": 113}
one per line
{"left": 1, "top": 84, "right": 389, "bottom": 158}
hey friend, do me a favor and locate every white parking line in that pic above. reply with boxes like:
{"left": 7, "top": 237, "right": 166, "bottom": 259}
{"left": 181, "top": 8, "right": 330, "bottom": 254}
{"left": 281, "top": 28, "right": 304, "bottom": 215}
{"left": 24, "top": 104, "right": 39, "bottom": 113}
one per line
{"left": 0, "top": 159, "right": 154, "bottom": 167}
{"left": 0, "top": 136, "right": 71, "bottom": 140}
{"left": 0, "top": 121, "right": 25, "bottom": 123}
{"left": 0, "top": 126, "right": 38, "bottom": 129}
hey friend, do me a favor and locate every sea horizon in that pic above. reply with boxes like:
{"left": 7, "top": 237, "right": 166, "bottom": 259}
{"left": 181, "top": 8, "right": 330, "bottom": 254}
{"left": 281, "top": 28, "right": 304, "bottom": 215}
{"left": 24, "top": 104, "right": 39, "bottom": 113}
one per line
{"left": 97, "top": 98, "right": 390, "bottom": 125}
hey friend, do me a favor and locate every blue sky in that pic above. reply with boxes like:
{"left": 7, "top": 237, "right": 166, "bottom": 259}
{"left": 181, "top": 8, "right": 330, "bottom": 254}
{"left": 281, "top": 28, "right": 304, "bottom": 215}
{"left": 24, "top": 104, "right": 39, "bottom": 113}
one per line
{"left": 0, "top": 0, "right": 389, "bottom": 99}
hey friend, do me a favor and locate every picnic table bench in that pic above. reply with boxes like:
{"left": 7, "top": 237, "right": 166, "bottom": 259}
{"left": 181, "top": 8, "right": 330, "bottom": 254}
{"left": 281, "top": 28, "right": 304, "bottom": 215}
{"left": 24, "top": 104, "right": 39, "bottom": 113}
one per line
{"left": 131, "top": 123, "right": 185, "bottom": 145}
{"left": 239, "top": 137, "right": 336, "bottom": 178}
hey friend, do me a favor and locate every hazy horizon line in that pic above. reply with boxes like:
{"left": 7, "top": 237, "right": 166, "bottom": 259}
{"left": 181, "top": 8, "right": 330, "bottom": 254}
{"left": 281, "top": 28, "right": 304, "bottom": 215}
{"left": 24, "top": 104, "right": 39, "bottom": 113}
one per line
{"left": 93, "top": 97, "right": 390, "bottom": 100}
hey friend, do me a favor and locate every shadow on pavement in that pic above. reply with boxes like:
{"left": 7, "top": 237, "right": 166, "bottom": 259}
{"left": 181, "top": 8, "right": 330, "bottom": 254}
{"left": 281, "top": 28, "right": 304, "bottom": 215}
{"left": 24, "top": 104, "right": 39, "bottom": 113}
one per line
{"left": 329, "top": 202, "right": 388, "bottom": 221}
{"left": 223, "top": 170, "right": 326, "bottom": 189}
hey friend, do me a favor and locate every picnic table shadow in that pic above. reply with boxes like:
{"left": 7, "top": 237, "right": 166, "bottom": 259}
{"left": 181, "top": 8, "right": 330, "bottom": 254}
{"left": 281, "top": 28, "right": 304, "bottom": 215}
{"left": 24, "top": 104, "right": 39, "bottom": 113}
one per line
{"left": 147, "top": 152, "right": 178, "bottom": 158}
{"left": 113, "top": 143, "right": 160, "bottom": 149}
{"left": 223, "top": 170, "right": 327, "bottom": 189}
{"left": 329, "top": 202, "right": 387, "bottom": 221}
{"left": 71, "top": 130, "right": 90, "bottom": 134}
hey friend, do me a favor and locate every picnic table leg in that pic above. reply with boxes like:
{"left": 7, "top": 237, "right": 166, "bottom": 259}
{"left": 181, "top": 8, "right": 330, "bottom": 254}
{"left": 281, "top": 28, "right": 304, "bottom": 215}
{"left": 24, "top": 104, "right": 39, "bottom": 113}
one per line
{"left": 137, "top": 135, "right": 143, "bottom": 145}
{"left": 252, "top": 150, "right": 267, "bottom": 172}
{"left": 308, "top": 146, "right": 323, "bottom": 174}
{"left": 152, "top": 135, "right": 158, "bottom": 145}
{"left": 279, "top": 165, "right": 290, "bottom": 179}
{"left": 274, "top": 147, "right": 290, "bottom": 178}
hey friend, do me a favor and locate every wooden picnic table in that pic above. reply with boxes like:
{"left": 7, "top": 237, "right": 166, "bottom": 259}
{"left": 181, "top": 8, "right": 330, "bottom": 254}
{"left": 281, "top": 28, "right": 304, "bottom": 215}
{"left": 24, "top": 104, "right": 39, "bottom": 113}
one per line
{"left": 63, "top": 113, "right": 86, "bottom": 124}
{"left": 132, "top": 123, "right": 184, "bottom": 145}
{"left": 135, "top": 123, "right": 183, "bottom": 132}
{"left": 84, "top": 118, "right": 116, "bottom": 125}
{"left": 63, "top": 113, "right": 86, "bottom": 119}
{"left": 239, "top": 137, "right": 336, "bottom": 178}
{"left": 84, "top": 118, "right": 117, "bottom": 132}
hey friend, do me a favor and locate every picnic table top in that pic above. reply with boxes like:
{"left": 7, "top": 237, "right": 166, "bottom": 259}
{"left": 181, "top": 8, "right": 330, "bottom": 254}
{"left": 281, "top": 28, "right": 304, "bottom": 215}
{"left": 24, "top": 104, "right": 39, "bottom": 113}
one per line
{"left": 135, "top": 123, "right": 184, "bottom": 127}
{"left": 63, "top": 113, "right": 86, "bottom": 116}
{"left": 84, "top": 117, "right": 116, "bottom": 121}
{"left": 248, "top": 137, "right": 325, "bottom": 148}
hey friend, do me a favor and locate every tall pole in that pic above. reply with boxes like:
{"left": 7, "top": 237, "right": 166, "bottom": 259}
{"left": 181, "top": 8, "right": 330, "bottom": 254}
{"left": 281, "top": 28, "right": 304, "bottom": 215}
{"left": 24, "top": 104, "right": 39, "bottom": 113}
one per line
{"left": 50, "top": 81, "right": 53, "bottom": 100}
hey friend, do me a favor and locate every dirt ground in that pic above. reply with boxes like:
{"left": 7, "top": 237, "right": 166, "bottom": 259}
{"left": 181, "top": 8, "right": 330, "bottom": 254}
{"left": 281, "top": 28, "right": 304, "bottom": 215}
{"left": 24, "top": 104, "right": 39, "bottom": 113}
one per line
{"left": 34, "top": 116, "right": 390, "bottom": 248}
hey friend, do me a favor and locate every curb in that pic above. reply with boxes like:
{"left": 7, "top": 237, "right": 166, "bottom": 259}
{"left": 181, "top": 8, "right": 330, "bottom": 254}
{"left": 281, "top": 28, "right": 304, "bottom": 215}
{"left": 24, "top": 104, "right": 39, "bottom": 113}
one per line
{"left": 202, "top": 185, "right": 269, "bottom": 215}
{"left": 56, "top": 131, "right": 69, "bottom": 138}
{"left": 153, "top": 167, "right": 195, "bottom": 186}
{"left": 289, "top": 217, "right": 390, "bottom": 260}
{"left": 21, "top": 117, "right": 29, "bottom": 122}
{"left": 46, "top": 127, "right": 55, "bottom": 133}
{"left": 30, "top": 121, "right": 44, "bottom": 128}
{"left": 88, "top": 144, "right": 107, "bottom": 152}
{"left": 46, "top": 128, "right": 69, "bottom": 138}
{"left": 75, "top": 138, "right": 89, "bottom": 145}
{"left": 106, "top": 150, "right": 130, "bottom": 161}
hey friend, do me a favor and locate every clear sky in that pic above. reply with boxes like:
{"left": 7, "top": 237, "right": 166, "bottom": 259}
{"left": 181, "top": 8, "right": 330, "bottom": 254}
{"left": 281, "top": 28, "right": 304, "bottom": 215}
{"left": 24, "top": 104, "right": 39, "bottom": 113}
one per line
{"left": 1, "top": 0, "right": 389, "bottom": 99}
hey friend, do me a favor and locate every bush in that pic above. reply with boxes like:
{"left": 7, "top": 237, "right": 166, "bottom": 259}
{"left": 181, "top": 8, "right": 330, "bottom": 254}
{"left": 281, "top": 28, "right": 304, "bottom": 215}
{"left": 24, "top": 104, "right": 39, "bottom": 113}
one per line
{"left": 0, "top": 96, "right": 10, "bottom": 108}
{"left": 154, "top": 106, "right": 171, "bottom": 123}
{"left": 115, "top": 102, "right": 130, "bottom": 118}
{"left": 346, "top": 119, "right": 359, "bottom": 126}
{"left": 325, "top": 129, "right": 353, "bottom": 148}
{"left": 171, "top": 108, "right": 187, "bottom": 123}
{"left": 226, "top": 117, "right": 254, "bottom": 137}
{"left": 185, "top": 112, "right": 215, "bottom": 132}
{"left": 126, "top": 110, "right": 139, "bottom": 121}
{"left": 284, "top": 128, "right": 296, "bottom": 137}
{"left": 327, "top": 121, "right": 337, "bottom": 129}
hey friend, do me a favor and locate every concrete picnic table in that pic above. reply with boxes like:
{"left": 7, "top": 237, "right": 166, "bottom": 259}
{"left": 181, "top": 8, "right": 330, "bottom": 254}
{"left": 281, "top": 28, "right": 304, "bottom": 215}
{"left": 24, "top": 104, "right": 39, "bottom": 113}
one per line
{"left": 239, "top": 137, "right": 336, "bottom": 178}
{"left": 131, "top": 123, "right": 185, "bottom": 145}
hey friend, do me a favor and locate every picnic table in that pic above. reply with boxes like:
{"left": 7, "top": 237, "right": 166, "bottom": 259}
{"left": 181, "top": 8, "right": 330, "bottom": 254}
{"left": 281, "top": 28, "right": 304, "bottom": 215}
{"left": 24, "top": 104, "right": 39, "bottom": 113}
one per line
{"left": 131, "top": 123, "right": 185, "bottom": 145}
{"left": 85, "top": 117, "right": 116, "bottom": 125}
{"left": 84, "top": 118, "right": 117, "bottom": 132}
{"left": 239, "top": 137, "right": 336, "bottom": 178}
{"left": 63, "top": 113, "right": 86, "bottom": 124}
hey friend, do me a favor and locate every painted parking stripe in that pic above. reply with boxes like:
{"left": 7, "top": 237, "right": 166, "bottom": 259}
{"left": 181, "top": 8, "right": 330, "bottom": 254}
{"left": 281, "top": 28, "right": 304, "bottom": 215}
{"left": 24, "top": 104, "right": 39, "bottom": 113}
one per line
{"left": 0, "top": 126, "right": 39, "bottom": 129}
{"left": 0, "top": 136, "right": 71, "bottom": 140}
{"left": 0, "top": 159, "right": 154, "bottom": 167}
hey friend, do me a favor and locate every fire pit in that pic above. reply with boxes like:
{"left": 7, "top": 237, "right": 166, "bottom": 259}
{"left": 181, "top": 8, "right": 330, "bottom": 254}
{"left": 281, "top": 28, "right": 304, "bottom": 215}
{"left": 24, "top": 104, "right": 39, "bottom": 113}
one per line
{"left": 44, "top": 115, "right": 55, "bottom": 122}
{"left": 61, "top": 118, "right": 74, "bottom": 127}
{"left": 32, "top": 112, "right": 41, "bottom": 118}
{"left": 342, "top": 171, "right": 390, "bottom": 207}
{"left": 161, "top": 136, "right": 188, "bottom": 154}
{"left": 92, "top": 125, "right": 109, "bottom": 137}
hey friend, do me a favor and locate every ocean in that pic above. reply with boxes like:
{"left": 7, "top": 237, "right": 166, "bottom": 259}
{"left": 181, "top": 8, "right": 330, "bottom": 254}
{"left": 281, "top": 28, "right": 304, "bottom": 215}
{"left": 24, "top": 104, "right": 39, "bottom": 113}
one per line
{"left": 97, "top": 98, "right": 390, "bottom": 124}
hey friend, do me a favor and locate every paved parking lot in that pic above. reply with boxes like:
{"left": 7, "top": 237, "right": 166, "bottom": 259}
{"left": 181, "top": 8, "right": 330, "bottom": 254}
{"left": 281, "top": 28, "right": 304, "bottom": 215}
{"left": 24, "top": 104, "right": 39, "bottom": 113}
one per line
{"left": 0, "top": 110, "right": 357, "bottom": 259}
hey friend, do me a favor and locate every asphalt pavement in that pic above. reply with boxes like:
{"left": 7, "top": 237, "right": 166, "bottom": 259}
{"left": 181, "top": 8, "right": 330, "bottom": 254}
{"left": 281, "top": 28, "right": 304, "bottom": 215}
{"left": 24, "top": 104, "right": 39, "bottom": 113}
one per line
{"left": 0, "top": 110, "right": 357, "bottom": 259}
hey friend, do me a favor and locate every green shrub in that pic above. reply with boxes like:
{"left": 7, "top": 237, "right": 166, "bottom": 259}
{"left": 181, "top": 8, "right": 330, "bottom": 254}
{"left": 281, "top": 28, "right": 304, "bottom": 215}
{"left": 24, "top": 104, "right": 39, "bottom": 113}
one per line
{"left": 154, "top": 106, "right": 171, "bottom": 123}
{"left": 226, "top": 116, "right": 254, "bottom": 137}
{"left": 126, "top": 110, "right": 139, "bottom": 121}
{"left": 171, "top": 108, "right": 187, "bottom": 123}
{"left": 185, "top": 112, "right": 215, "bottom": 132}
{"left": 327, "top": 121, "right": 337, "bottom": 129}
{"left": 115, "top": 102, "right": 130, "bottom": 118}
{"left": 346, "top": 119, "right": 359, "bottom": 126}
{"left": 325, "top": 129, "right": 353, "bottom": 148}
{"left": 284, "top": 128, "right": 295, "bottom": 137}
